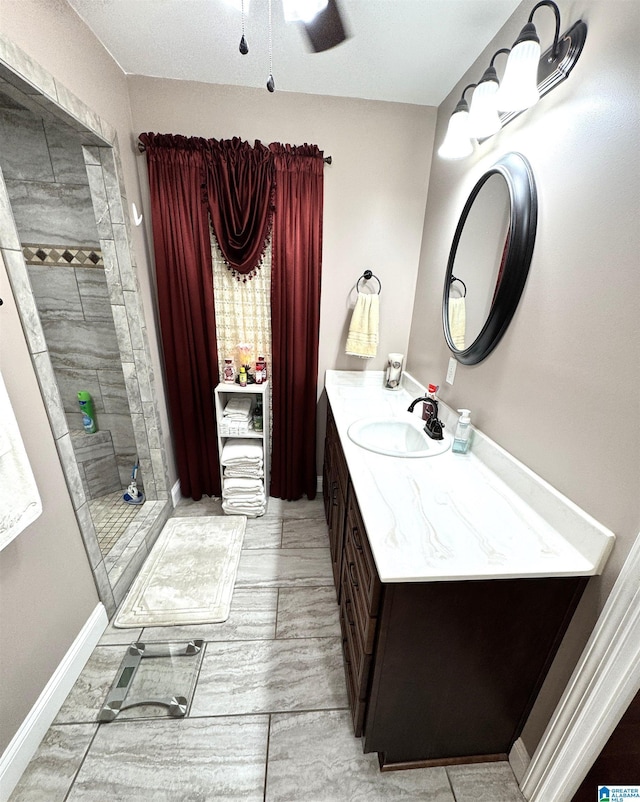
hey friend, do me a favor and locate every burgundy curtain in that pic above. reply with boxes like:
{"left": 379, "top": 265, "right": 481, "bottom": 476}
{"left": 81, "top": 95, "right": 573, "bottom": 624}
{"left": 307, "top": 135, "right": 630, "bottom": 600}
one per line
{"left": 202, "top": 138, "right": 274, "bottom": 278}
{"left": 141, "top": 133, "right": 323, "bottom": 502}
{"left": 269, "top": 144, "right": 324, "bottom": 500}
{"left": 140, "top": 133, "right": 221, "bottom": 499}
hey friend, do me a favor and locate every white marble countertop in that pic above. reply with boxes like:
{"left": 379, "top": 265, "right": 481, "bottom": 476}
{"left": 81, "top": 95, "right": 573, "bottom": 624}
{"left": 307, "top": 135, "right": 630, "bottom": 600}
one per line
{"left": 325, "top": 370, "right": 615, "bottom": 583}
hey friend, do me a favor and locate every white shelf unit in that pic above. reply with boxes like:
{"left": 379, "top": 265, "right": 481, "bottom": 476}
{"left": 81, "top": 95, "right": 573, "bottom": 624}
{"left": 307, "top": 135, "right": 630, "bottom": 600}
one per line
{"left": 214, "top": 381, "right": 270, "bottom": 515}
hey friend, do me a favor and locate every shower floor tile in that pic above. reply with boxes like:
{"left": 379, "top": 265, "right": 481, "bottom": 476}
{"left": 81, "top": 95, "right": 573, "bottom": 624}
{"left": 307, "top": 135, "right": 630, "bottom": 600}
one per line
{"left": 89, "top": 490, "right": 143, "bottom": 556}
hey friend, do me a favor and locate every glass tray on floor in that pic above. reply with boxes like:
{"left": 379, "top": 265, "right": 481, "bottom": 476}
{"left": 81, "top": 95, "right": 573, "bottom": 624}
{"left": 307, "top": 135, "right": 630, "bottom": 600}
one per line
{"left": 98, "top": 640, "right": 203, "bottom": 722}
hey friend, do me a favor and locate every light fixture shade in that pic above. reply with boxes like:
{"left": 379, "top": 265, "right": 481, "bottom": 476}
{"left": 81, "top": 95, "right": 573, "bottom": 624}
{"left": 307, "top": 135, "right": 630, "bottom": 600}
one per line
{"left": 282, "top": 0, "right": 328, "bottom": 23}
{"left": 438, "top": 103, "right": 475, "bottom": 160}
{"left": 496, "top": 38, "right": 541, "bottom": 112}
{"left": 469, "top": 73, "right": 501, "bottom": 139}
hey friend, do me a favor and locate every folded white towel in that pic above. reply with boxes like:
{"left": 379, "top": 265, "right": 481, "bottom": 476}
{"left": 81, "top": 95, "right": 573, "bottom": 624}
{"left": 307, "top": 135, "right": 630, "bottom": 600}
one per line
{"left": 448, "top": 296, "right": 466, "bottom": 350}
{"left": 224, "top": 467, "right": 264, "bottom": 478}
{"left": 222, "top": 478, "right": 264, "bottom": 498}
{"left": 221, "top": 439, "right": 263, "bottom": 466}
{"left": 222, "top": 500, "right": 266, "bottom": 518}
{"left": 223, "top": 397, "right": 253, "bottom": 421}
{"left": 345, "top": 292, "right": 379, "bottom": 359}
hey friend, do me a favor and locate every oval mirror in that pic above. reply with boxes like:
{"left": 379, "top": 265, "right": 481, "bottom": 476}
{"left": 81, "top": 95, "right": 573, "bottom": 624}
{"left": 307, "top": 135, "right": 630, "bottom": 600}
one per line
{"left": 442, "top": 152, "right": 537, "bottom": 365}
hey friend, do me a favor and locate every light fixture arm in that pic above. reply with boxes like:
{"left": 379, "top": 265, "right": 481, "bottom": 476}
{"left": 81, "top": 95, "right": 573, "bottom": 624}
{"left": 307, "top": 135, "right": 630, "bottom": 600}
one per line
{"left": 489, "top": 48, "right": 511, "bottom": 68}
{"left": 528, "top": 0, "right": 561, "bottom": 57}
{"left": 451, "top": 83, "right": 477, "bottom": 114}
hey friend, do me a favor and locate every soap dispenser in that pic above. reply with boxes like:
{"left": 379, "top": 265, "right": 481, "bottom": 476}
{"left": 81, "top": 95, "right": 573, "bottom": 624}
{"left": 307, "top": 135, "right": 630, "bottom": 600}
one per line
{"left": 452, "top": 409, "right": 472, "bottom": 454}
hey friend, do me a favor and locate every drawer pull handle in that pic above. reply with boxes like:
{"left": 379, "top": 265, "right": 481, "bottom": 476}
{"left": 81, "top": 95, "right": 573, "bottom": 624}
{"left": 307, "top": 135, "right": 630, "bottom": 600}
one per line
{"left": 332, "top": 482, "right": 338, "bottom": 505}
{"left": 345, "top": 599, "right": 355, "bottom": 627}
{"left": 341, "top": 638, "right": 351, "bottom": 665}
{"left": 352, "top": 526, "right": 363, "bottom": 551}
{"left": 349, "top": 562, "right": 359, "bottom": 588}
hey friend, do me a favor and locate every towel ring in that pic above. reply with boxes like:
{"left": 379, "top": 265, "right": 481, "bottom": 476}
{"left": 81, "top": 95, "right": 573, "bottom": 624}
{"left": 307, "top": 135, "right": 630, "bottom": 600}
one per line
{"left": 357, "top": 269, "right": 382, "bottom": 294}
{"left": 450, "top": 274, "right": 467, "bottom": 297}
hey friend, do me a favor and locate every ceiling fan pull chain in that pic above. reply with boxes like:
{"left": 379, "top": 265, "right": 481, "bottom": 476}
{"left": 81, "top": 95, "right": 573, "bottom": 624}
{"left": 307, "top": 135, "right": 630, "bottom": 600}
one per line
{"left": 266, "top": 0, "right": 275, "bottom": 92}
{"left": 239, "top": 0, "right": 248, "bottom": 54}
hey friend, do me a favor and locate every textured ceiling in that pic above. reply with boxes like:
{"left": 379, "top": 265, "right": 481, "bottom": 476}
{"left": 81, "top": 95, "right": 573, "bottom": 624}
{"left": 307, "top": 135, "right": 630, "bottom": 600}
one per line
{"left": 65, "top": 0, "right": 524, "bottom": 106}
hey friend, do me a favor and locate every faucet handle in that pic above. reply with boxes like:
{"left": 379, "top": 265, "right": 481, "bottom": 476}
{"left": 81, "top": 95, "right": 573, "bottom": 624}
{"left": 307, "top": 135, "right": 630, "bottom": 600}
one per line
{"left": 424, "top": 417, "right": 445, "bottom": 441}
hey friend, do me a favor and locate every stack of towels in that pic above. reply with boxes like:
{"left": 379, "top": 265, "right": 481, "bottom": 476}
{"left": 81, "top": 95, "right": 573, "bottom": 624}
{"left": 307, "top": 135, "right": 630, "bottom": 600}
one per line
{"left": 221, "top": 439, "right": 266, "bottom": 517}
{"left": 219, "top": 397, "right": 254, "bottom": 436}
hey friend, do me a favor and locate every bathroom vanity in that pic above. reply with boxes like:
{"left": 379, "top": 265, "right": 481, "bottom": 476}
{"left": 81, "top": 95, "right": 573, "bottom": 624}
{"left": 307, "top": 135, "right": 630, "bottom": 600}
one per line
{"left": 323, "top": 370, "right": 614, "bottom": 770}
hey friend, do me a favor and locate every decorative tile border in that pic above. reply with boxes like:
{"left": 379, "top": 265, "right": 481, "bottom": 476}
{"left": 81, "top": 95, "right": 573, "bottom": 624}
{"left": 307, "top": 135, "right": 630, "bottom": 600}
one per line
{"left": 22, "top": 244, "right": 104, "bottom": 268}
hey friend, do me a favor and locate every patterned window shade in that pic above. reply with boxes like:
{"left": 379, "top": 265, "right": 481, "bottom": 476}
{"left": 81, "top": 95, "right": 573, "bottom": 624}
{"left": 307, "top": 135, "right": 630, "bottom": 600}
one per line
{"left": 212, "top": 233, "right": 273, "bottom": 452}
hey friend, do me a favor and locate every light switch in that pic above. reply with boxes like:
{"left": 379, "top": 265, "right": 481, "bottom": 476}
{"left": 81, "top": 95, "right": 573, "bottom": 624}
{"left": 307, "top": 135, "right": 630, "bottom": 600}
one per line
{"left": 446, "top": 357, "right": 457, "bottom": 385}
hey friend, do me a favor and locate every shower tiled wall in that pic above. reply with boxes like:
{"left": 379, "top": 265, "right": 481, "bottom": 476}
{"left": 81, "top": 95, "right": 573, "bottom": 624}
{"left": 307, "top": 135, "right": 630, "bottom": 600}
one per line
{"left": 0, "top": 99, "right": 137, "bottom": 495}
{"left": 0, "top": 37, "right": 172, "bottom": 614}
{"left": 24, "top": 248, "right": 138, "bottom": 493}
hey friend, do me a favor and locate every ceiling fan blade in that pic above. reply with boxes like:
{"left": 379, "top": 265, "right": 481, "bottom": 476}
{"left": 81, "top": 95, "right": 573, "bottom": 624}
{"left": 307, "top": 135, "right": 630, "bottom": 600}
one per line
{"left": 302, "top": 0, "right": 349, "bottom": 53}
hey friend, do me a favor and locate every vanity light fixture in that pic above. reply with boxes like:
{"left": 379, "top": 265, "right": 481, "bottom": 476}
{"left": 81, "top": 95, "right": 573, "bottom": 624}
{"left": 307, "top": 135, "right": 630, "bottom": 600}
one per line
{"left": 495, "top": 0, "right": 563, "bottom": 111}
{"left": 437, "top": 84, "right": 477, "bottom": 161}
{"left": 468, "top": 49, "right": 510, "bottom": 139}
{"left": 439, "top": 0, "right": 587, "bottom": 159}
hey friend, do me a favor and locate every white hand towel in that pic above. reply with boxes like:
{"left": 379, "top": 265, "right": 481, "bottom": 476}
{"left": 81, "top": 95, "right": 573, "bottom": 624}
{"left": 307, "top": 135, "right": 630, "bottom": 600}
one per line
{"left": 345, "top": 292, "right": 379, "bottom": 359}
{"left": 448, "top": 296, "right": 466, "bottom": 350}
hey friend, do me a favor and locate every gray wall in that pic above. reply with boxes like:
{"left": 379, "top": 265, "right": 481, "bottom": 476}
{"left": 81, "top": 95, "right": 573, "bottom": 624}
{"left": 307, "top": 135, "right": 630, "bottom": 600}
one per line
{"left": 0, "top": 99, "right": 137, "bottom": 494}
{"left": 407, "top": 0, "right": 640, "bottom": 754}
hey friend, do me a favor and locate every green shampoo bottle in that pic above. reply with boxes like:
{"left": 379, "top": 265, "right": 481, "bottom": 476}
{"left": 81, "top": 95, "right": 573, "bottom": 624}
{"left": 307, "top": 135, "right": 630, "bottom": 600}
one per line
{"left": 77, "top": 391, "right": 97, "bottom": 433}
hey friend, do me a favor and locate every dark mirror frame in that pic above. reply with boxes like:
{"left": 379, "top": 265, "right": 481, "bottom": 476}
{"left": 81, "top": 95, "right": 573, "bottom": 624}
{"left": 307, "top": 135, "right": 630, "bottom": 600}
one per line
{"left": 442, "top": 152, "right": 537, "bottom": 365}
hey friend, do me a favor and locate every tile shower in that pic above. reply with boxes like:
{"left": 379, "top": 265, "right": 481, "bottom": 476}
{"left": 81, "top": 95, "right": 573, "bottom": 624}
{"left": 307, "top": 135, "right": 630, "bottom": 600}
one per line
{"left": 0, "top": 98, "right": 142, "bottom": 555}
{"left": 0, "top": 45, "right": 173, "bottom": 616}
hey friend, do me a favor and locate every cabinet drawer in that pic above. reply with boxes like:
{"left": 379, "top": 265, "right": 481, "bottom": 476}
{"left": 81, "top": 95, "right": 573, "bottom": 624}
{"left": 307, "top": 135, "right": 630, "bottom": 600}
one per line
{"left": 344, "top": 535, "right": 378, "bottom": 655}
{"left": 346, "top": 492, "right": 381, "bottom": 617}
{"left": 340, "top": 560, "right": 373, "bottom": 696}
{"left": 339, "top": 606, "right": 368, "bottom": 737}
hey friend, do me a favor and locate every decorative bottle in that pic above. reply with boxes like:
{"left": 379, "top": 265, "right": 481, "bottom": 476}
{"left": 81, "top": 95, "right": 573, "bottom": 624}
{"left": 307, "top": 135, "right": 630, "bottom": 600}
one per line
{"left": 223, "top": 358, "right": 236, "bottom": 384}
{"left": 422, "top": 383, "right": 439, "bottom": 422}
{"left": 239, "top": 366, "right": 247, "bottom": 387}
{"left": 257, "top": 356, "right": 267, "bottom": 380}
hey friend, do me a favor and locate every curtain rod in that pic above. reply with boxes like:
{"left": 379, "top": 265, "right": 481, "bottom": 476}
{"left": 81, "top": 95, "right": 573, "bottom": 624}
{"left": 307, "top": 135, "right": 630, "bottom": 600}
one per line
{"left": 136, "top": 139, "right": 332, "bottom": 164}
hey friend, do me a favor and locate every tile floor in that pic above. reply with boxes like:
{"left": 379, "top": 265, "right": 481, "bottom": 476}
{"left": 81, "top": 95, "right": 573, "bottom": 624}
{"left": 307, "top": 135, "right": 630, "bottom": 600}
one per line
{"left": 89, "top": 490, "right": 143, "bottom": 556}
{"left": 10, "top": 495, "right": 525, "bottom": 801}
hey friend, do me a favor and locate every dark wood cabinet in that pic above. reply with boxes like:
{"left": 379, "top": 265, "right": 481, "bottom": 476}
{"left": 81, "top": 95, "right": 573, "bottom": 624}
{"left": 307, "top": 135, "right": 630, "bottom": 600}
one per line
{"left": 324, "top": 401, "right": 589, "bottom": 770}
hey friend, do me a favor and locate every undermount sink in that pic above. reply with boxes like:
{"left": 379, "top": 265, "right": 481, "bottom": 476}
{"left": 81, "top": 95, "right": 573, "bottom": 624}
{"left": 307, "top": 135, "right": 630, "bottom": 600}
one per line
{"left": 347, "top": 416, "right": 450, "bottom": 458}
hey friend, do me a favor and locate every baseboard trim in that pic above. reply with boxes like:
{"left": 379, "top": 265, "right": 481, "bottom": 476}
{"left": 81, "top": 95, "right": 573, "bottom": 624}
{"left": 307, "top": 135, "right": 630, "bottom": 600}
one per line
{"left": 0, "top": 603, "right": 108, "bottom": 802}
{"left": 171, "top": 479, "right": 181, "bottom": 508}
{"left": 509, "top": 737, "right": 531, "bottom": 785}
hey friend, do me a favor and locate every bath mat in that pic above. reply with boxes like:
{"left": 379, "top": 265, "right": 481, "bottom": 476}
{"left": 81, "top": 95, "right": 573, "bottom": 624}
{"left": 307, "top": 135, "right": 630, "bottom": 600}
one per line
{"left": 114, "top": 516, "right": 246, "bottom": 628}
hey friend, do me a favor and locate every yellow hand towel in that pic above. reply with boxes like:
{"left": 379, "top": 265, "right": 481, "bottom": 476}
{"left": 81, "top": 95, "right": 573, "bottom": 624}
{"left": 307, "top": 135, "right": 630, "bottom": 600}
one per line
{"left": 448, "top": 296, "right": 466, "bottom": 350}
{"left": 345, "top": 292, "right": 379, "bottom": 358}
